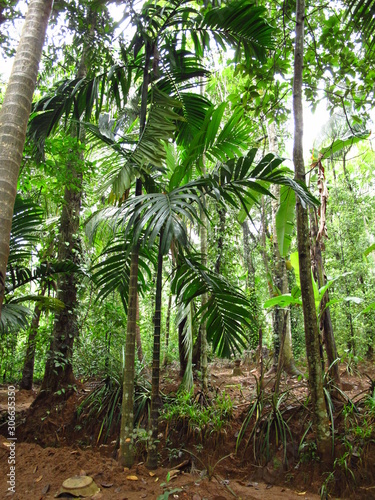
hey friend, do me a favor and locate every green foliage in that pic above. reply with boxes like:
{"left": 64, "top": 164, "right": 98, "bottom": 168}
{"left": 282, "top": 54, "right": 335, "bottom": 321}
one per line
{"left": 161, "top": 390, "right": 233, "bottom": 443}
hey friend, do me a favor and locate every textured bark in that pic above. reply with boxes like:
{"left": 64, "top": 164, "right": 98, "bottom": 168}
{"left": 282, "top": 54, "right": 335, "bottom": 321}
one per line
{"left": 39, "top": 24, "right": 93, "bottom": 394}
{"left": 0, "top": 0, "right": 53, "bottom": 316}
{"left": 310, "top": 212, "right": 340, "bottom": 385}
{"left": 293, "top": 0, "right": 330, "bottom": 456}
{"left": 20, "top": 286, "right": 46, "bottom": 390}
{"left": 146, "top": 235, "right": 163, "bottom": 469}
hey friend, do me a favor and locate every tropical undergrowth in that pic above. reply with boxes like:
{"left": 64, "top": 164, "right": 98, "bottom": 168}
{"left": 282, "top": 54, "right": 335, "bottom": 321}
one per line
{"left": 160, "top": 389, "right": 233, "bottom": 456}
{"left": 77, "top": 356, "right": 152, "bottom": 446}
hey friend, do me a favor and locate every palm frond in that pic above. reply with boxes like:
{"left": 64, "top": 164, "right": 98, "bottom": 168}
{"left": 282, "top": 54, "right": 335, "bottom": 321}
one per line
{"left": 27, "top": 65, "right": 131, "bottom": 158}
{"left": 86, "top": 87, "right": 185, "bottom": 197}
{"left": 6, "top": 260, "right": 79, "bottom": 294}
{"left": 0, "top": 302, "right": 31, "bottom": 333}
{"left": 90, "top": 235, "right": 155, "bottom": 312}
{"left": 121, "top": 184, "right": 205, "bottom": 255}
{"left": 8, "top": 196, "right": 43, "bottom": 265}
{"left": 172, "top": 253, "right": 252, "bottom": 357}
{"left": 345, "top": 0, "right": 375, "bottom": 51}
{"left": 200, "top": 0, "right": 274, "bottom": 64}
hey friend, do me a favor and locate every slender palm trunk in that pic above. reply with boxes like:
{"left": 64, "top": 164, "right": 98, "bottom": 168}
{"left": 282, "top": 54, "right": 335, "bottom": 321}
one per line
{"left": 20, "top": 285, "right": 47, "bottom": 390}
{"left": 119, "top": 42, "right": 151, "bottom": 467}
{"left": 293, "top": 0, "right": 330, "bottom": 456}
{"left": 146, "top": 233, "right": 163, "bottom": 469}
{"left": 135, "top": 292, "right": 143, "bottom": 362}
{"left": 200, "top": 202, "right": 208, "bottom": 392}
{"left": 0, "top": 0, "right": 53, "bottom": 316}
{"left": 163, "top": 292, "right": 172, "bottom": 366}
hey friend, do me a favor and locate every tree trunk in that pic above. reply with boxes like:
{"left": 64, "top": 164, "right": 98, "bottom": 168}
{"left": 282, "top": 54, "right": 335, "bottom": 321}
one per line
{"left": 163, "top": 292, "right": 172, "bottom": 366}
{"left": 146, "top": 234, "right": 163, "bottom": 469}
{"left": 135, "top": 292, "right": 143, "bottom": 362}
{"left": 119, "top": 42, "right": 152, "bottom": 467}
{"left": 0, "top": 0, "right": 53, "bottom": 316}
{"left": 20, "top": 286, "right": 46, "bottom": 390}
{"left": 178, "top": 317, "right": 188, "bottom": 377}
{"left": 310, "top": 211, "right": 340, "bottom": 385}
{"left": 268, "top": 123, "right": 299, "bottom": 376}
{"left": 293, "top": 0, "right": 330, "bottom": 456}
{"left": 200, "top": 201, "right": 208, "bottom": 392}
{"left": 242, "top": 220, "right": 260, "bottom": 349}
{"left": 39, "top": 25, "right": 93, "bottom": 394}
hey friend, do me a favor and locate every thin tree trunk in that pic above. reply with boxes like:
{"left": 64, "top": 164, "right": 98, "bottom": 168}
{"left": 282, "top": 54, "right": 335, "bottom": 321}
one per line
{"left": 135, "top": 292, "right": 143, "bottom": 362}
{"left": 146, "top": 233, "right": 163, "bottom": 469}
{"left": 163, "top": 292, "right": 172, "bottom": 366}
{"left": 0, "top": 0, "right": 53, "bottom": 316}
{"left": 119, "top": 42, "right": 152, "bottom": 467}
{"left": 200, "top": 201, "right": 208, "bottom": 392}
{"left": 268, "top": 123, "right": 299, "bottom": 376}
{"left": 293, "top": 0, "right": 330, "bottom": 456}
{"left": 20, "top": 285, "right": 47, "bottom": 390}
{"left": 215, "top": 207, "right": 225, "bottom": 274}
{"left": 178, "top": 317, "right": 188, "bottom": 377}
{"left": 310, "top": 211, "right": 340, "bottom": 385}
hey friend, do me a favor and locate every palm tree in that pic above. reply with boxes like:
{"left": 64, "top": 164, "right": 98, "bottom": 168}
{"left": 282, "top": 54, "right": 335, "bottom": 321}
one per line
{"left": 0, "top": 0, "right": 53, "bottom": 317}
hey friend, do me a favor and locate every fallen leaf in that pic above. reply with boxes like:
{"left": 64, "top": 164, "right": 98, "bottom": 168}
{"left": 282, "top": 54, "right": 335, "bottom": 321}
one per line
{"left": 41, "top": 484, "right": 50, "bottom": 494}
{"left": 297, "top": 492, "right": 306, "bottom": 496}
{"left": 35, "top": 475, "right": 43, "bottom": 483}
{"left": 126, "top": 475, "right": 138, "bottom": 481}
{"left": 33, "top": 465, "right": 38, "bottom": 473}
{"left": 168, "top": 470, "right": 180, "bottom": 479}
{"left": 149, "top": 472, "right": 156, "bottom": 477}
{"left": 123, "top": 467, "right": 130, "bottom": 472}
{"left": 70, "top": 450, "right": 78, "bottom": 454}
{"left": 79, "top": 470, "right": 87, "bottom": 476}
{"left": 155, "top": 477, "right": 159, "bottom": 482}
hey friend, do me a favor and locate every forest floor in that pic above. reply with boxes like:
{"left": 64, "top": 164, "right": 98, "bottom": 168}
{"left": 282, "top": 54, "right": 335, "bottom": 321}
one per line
{"left": 0, "top": 359, "right": 374, "bottom": 500}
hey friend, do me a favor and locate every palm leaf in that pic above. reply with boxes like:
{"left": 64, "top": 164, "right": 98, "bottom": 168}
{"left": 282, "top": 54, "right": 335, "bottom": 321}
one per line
{"left": 201, "top": 0, "right": 274, "bottom": 64}
{"left": 172, "top": 253, "right": 252, "bottom": 357}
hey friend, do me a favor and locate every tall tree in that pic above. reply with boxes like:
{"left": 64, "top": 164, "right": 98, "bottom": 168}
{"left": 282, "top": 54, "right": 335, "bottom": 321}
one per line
{"left": 293, "top": 0, "right": 330, "bottom": 456}
{"left": 39, "top": 7, "right": 97, "bottom": 395}
{"left": 0, "top": 0, "right": 53, "bottom": 317}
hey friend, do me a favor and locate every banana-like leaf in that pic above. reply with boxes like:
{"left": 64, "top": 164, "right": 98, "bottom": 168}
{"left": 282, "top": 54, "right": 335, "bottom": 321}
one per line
{"left": 312, "top": 130, "right": 370, "bottom": 162}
